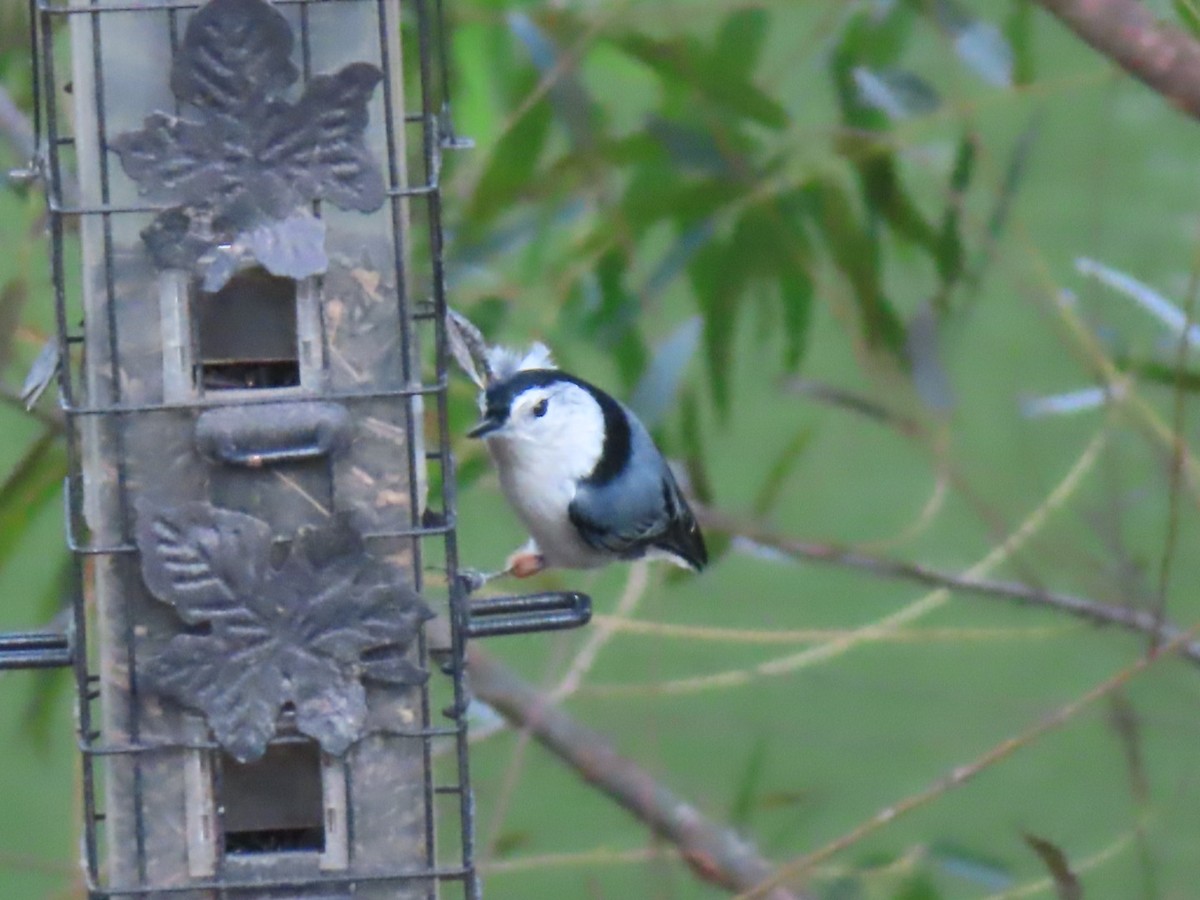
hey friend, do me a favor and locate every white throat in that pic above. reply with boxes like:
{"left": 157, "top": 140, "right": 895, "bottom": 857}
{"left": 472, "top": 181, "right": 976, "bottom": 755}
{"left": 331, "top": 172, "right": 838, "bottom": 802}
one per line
{"left": 482, "top": 382, "right": 609, "bottom": 567}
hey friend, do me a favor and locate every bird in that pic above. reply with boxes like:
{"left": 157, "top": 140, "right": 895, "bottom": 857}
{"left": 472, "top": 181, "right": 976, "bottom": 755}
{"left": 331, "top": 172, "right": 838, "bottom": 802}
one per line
{"left": 465, "top": 342, "right": 707, "bottom": 580}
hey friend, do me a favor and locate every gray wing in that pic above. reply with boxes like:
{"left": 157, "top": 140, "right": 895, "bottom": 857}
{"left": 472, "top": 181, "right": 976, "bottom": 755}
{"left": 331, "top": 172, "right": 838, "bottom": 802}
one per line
{"left": 568, "top": 430, "right": 707, "bottom": 570}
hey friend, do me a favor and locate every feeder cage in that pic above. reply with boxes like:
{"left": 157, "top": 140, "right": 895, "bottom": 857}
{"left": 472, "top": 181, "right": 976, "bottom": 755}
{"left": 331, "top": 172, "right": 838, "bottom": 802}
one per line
{"left": 0, "top": 0, "right": 589, "bottom": 895}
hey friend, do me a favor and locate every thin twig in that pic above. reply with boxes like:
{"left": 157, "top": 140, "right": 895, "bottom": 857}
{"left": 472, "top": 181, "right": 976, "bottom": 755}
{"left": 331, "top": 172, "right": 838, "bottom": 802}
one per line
{"left": 697, "top": 506, "right": 1200, "bottom": 669}
{"left": 550, "top": 560, "right": 649, "bottom": 702}
{"left": 464, "top": 638, "right": 808, "bottom": 900}
{"left": 736, "top": 621, "right": 1200, "bottom": 898}
{"left": 0, "top": 85, "right": 35, "bottom": 164}
{"left": 1033, "top": 0, "right": 1200, "bottom": 123}
{"left": 0, "top": 84, "right": 78, "bottom": 204}
{"left": 0, "top": 381, "right": 64, "bottom": 433}
{"left": 584, "top": 430, "right": 1107, "bottom": 698}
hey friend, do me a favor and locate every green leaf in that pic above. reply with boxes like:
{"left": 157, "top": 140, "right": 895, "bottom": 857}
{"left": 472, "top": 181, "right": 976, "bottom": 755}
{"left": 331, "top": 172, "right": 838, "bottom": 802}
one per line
{"left": 611, "top": 32, "right": 788, "bottom": 130}
{"left": 720, "top": 194, "right": 813, "bottom": 372}
{"left": 930, "top": 842, "right": 1013, "bottom": 890}
{"left": 688, "top": 214, "right": 781, "bottom": 419}
{"left": 836, "top": 5, "right": 915, "bottom": 71}
{"left": 640, "top": 221, "right": 715, "bottom": 302}
{"left": 644, "top": 116, "right": 735, "bottom": 174}
{"left": 713, "top": 8, "right": 769, "bottom": 81}
{"left": 751, "top": 429, "right": 813, "bottom": 517}
{"left": 728, "top": 737, "right": 769, "bottom": 829}
{"left": 1175, "top": 0, "right": 1200, "bottom": 40}
{"left": 0, "top": 430, "right": 67, "bottom": 571}
{"left": 1005, "top": 0, "right": 1036, "bottom": 85}
{"left": 852, "top": 67, "right": 941, "bottom": 121}
{"left": 690, "top": 238, "right": 741, "bottom": 418}
{"left": 906, "top": 301, "right": 955, "bottom": 413}
{"left": 467, "top": 96, "right": 554, "bottom": 225}
{"left": 452, "top": 451, "right": 491, "bottom": 492}
{"left": 779, "top": 269, "right": 813, "bottom": 371}
{"left": 594, "top": 249, "right": 647, "bottom": 390}
{"left": 965, "top": 119, "right": 1037, "bottom": 295}
{"left": 927, "top": 0, "right": 1014, "bottom": 87}
{"left": 891, "top": 872, "right": 943, "bottom": 900}
{"left": 935, "top": 132, "right": 976, "bottom": 292}
{"left": 0, "top": 277, "right": 28, "bottom": 375}
{"left": 1112, "top": 356, "right": 1200, "bottom": 392}
{"left": 807, "top": 179, "right": 906, "bottom": 358}
{"left": 1022, "top": 833, "right": 1082, "bottom": 900}
{"left": 678, "top": 388, "right": 715, "bottom": 506}
{"left": 629, "top": 316, "right": 701, "bottom": 430}
{"left": 854, "top": 149, "right": 941, "bottom": 255}
{"left": 508, "top": 13, "right": 596, "bottom": 150}
{"left": 624, "top": 168, "right": 745, "bottom": 231}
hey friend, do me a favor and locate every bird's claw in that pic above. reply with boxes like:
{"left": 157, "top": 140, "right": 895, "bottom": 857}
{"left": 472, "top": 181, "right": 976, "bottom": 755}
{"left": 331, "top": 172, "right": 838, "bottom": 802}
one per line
{"left": 456, "top": 567, "right": 500, "bottom": 594}
{"left": 505, "top": 550, "right": 546, "bottom": 579}
{"left": 457, "top": 551, "right": 546, "bottom": 594}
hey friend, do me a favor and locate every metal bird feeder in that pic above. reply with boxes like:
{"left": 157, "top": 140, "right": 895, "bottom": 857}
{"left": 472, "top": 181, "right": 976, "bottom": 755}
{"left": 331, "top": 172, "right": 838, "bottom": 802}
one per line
{"left": 0, "top": 0, "right": 589, "bottom": 896}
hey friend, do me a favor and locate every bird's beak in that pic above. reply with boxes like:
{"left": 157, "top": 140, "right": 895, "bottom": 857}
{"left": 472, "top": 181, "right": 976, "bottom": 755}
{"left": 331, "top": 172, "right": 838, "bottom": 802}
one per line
{"left": 467, "top": 413, "right": 505, "bottom": 439}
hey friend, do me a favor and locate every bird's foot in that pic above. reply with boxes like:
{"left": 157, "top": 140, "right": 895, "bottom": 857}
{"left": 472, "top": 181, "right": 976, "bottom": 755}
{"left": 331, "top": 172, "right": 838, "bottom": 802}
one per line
{"left": 505, "top": 550, "right": 546, "bottom": 579}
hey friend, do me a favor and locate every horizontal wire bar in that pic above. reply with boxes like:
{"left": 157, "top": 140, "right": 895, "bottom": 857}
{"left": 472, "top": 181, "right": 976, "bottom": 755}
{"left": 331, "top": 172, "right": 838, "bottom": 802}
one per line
{"left": 88, "top": 866, "right": 470, "bottom": 896}
{"left": 40, "top": 0, "right": 368, "bottom": 14}
{"left": 66, "top": 517, "right": 456, "bottom": 556}
{"left": 58, "top": 378, "right": 447, "bottom": 417}
{"left": 45, "top": 179, "right": 437, "bottom": 215}
{"left": 80, "top": 725, "right": 465, "bottom": 757}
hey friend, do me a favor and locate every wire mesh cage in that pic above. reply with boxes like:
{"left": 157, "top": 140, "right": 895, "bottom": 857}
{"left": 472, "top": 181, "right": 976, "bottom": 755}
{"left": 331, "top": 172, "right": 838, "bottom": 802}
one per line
{"left": 13, "top": 0, "right": 488, "bottom": 895}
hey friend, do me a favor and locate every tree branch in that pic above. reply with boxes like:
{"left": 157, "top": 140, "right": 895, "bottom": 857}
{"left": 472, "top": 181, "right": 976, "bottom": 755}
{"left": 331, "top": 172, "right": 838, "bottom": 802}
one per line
{"left": 0, "top": 84, "right": 78, "bottom": 203}
{"left": 698, "top": 506, "right": 1200, "bottom": 669}
{"left": 0, "top": 85, "right": 35, "bottom": 164}
{"left": 465, "top": 639, "right": 808, "bottom": 900}
{"left": 1033, "top": 0, "right": 1200, "bottom": 122}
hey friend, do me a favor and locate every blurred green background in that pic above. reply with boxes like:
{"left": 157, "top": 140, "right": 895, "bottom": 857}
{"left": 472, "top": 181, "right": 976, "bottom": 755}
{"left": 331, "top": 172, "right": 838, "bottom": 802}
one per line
{"left": 4, "top": 0, "right": 1200, "bottom": 897}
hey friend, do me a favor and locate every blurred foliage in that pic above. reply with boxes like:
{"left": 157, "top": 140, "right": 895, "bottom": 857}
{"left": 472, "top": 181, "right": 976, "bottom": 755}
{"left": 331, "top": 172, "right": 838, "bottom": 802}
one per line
{"left": 4, "top": 0, "right": 1200, "bottom": 897}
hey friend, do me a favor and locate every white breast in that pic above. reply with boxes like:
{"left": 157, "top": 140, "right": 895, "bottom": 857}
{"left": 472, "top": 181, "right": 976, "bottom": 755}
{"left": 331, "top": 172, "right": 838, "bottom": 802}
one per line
{"left": 484, "top": 383, "right": 611, "bottom": 569}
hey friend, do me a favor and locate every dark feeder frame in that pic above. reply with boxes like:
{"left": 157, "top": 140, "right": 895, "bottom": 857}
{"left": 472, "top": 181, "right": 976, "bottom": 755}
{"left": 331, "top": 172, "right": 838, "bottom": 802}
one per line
{"left": 2, "top": 0, "right": 590, "bottom": 897}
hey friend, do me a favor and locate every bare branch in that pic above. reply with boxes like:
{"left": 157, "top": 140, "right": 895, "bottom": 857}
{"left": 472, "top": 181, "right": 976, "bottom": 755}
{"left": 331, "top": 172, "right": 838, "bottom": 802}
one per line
{"left": 698, "top": 506, "right": 1200, "bottom": 670}
{"left": 1033, "top": 0, "right": 1200, "bottom": 122}
{"left": 0, "top": 84, "right": 78, "bottom": 203}
{"left": 465, "top": 639, "right": 809, "bottom": 900}
{"left": 0, "top": 85, "right": 35, "bottom": 164}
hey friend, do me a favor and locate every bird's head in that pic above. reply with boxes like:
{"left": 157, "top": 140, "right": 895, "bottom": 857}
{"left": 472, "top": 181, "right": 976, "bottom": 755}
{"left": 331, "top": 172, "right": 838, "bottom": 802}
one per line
{"left": 469, "top": 370, "right": 608, "bottom": 478}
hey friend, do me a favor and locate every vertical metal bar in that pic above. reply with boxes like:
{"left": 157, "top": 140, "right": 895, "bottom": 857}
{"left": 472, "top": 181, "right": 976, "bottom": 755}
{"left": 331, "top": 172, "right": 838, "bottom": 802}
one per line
{"left": 298, "top": 0, "right": 312, "bottom": 82}
{"left": 375, "top": 2, "right": 439, "bottom": 896}
{"left": 39, "top": 7, "right": 102, "bottom": 888}
{"left": 88, "top": 0, "right": 148, "bottom": 883}
{"left": 374, "top": 0, "right": 423, "bottom": 580}
{"left": 27, "top": 0, "right": 41, "bottom": 153}
{"left": 410, "top": 39, "right": 444, "bottom": 900}
{"left": 167, "top": 7, "right": 181, "bottom": 118}
{"left": 414, "top": 0, "right": 478, "bottom": 892}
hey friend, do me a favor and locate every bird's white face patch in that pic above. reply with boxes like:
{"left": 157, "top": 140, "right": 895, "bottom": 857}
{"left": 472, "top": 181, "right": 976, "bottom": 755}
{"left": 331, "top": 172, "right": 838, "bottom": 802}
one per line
{"left": 480, "top": 380, "right": 607, "bottom": 567}
{"left": 493, "top": 381, "right": 606, "bottom": 481}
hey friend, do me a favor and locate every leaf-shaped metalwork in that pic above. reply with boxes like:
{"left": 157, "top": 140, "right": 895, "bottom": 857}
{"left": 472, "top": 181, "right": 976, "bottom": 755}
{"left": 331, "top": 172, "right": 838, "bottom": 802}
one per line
{"left": 239, "top": 211, "right": 329, "bottom": 286}
{"left": 138, "top": 502, "right": 433, "bottom": 762}
{"left": 110, "top": 0, "right": 385, "bottom": 288}
{"left": 258, "top": 63, "right": 386, "bottom": 213}
{"left": 170, "top": 0, "right": 298, "bottom": 118}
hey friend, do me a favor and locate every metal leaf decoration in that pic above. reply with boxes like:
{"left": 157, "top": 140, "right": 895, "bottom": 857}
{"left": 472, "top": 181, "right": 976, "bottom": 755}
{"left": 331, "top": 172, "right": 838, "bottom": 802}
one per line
{"left": 138, "top": 502, "right": 432, "bottom": 762}
{"left": 111, "top": 0, "right": 385, "bottom": 290}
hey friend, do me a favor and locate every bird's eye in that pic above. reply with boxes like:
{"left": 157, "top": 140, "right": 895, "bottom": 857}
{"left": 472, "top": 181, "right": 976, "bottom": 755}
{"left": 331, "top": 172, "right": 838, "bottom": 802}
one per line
{"left": 532, "top": 398, "right": 549, "bottom": 418}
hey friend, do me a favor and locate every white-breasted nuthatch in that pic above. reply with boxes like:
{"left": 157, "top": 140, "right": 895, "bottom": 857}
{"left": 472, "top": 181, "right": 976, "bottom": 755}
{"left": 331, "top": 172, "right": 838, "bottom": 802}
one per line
{"left": 464, "top": 340, "right": 707, "bottom": 579}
